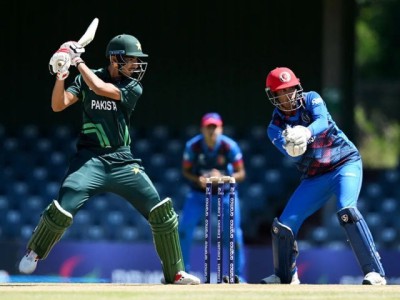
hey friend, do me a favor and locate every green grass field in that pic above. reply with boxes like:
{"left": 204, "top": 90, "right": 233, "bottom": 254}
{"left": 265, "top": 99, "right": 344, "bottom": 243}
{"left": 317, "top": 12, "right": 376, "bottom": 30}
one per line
{"left": 0, "top": 284, "right": 399, "bottom": 300}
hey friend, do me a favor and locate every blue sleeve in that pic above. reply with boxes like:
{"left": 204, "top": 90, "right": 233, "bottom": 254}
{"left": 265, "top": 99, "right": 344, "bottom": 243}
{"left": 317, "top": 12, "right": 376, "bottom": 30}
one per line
{"left": 304, "top": 92, "right": 329, "bottom": 136}
{"left": 227, "top": 140, "right": 243, "bottom": 163}
{"left": 182, "top": 141, "right": 194, "bottom": 163}
{"left": 267, "top": 121, "right": 289, "bottom": 157}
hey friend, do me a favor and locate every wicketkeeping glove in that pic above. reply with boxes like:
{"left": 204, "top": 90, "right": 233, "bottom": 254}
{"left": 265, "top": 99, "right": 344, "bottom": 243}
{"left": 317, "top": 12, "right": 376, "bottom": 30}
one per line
{"left": 60, "top": 41, "right": 85, "bottom": 66}
{"left": 282, "top": 125, "right": 311, "bottom": 157}
{"left": 283, "top": 125, "right": 311, "bottom": 145}
{"left": 49, "top": 49, "right": 71, "bottom": 80}
{"left": 283, "top": 141, "right": 307, "bottom": 157}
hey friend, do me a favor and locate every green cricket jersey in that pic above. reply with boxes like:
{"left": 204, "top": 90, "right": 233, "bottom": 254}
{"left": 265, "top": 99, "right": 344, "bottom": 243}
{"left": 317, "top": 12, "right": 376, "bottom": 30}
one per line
{"left": 67, "top": 68, "right": 142, "bottom": 150}
{"left": 61, "top": 67, "right": 160, "bottom": 216}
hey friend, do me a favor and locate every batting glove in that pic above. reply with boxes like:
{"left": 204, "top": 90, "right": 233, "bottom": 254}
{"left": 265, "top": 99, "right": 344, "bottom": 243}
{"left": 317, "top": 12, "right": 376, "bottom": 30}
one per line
{"left": 56, "top": 70, "right": 69, "bottom": 81}
{"left": 60, "top": 41, "right": 85, "bottom": 66}
{"left": 49, "top": 48, "right": 71, "bottom": 75}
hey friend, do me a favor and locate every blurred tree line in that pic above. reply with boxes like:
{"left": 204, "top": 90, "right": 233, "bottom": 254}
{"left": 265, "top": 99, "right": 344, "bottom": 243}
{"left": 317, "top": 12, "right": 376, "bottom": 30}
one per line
{"left": 355, "top": 0, "right": 400, "bottom": 169}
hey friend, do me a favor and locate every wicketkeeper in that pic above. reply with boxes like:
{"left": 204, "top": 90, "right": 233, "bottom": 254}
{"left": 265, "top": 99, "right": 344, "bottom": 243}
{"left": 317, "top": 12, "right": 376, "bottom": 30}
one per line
{"left": 260, "top": 67, "right": 386, "bottom": 285}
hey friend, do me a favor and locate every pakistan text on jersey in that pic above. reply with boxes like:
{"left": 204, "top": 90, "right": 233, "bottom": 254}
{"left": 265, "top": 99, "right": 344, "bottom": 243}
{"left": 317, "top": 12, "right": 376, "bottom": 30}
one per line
{"left": 91, "top": 100, "right": 118, "bottom": 111}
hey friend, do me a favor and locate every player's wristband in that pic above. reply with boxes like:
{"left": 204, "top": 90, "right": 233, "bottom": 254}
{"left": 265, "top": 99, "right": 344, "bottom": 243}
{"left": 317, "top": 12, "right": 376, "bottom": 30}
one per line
{"left": 76, "top": 59, "right": 85, "bottom": 68}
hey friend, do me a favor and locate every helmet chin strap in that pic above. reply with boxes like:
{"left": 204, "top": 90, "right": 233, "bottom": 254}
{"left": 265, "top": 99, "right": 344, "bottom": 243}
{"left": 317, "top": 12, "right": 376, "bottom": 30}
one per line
{"left": 110, "top": 55, "right": 147, "bottom": 81}
{"left": 115, "top": 55, "right": 132, "bottom": 79}
{"left": 117, "top": 66, "right": 132, "bottom": 80}
{"left": 109, "top": 55, "right": 135, "bottom": 80}
{"left": 287, "top": 91, "right": 298, "bottom": 109}
{"left": 272, "top": 85, "right": 304, "bottom": 112}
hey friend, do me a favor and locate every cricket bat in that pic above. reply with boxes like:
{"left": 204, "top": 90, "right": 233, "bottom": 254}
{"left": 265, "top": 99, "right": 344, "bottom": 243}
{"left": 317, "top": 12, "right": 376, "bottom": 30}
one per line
{"left": 57, "top": 18, "right": 99, "bottom": 67}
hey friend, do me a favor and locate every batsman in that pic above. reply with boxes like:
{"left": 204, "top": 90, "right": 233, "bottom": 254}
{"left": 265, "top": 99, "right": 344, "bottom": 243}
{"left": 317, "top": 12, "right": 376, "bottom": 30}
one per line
{"left": 18, "top": 33, "right": 200, "bottom": 285}
{"left": 260, "top": 67, "right": 386, "bottom": 285}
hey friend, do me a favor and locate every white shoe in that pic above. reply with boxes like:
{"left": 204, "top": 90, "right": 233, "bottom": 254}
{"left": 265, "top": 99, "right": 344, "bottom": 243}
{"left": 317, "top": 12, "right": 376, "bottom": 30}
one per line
{"left": 161, "top": 271, "right": 200, "bottom": 285}
{"left": 260, "top": 272, "right": 300, "bottom": 284}
{"left": 19, "top": 250, "right": 39, "bottom": 274}
{"left": 362, "top": 272, "right": 386, "bottom": 285}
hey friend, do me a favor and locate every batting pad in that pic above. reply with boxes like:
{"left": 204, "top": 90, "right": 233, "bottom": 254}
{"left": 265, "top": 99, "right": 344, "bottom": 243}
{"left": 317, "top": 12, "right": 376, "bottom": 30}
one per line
{"left": 271, "top": 218, "right": 299, "bottom": 283}
{"left": 27, "top": 200, "right": 73, "bottom": 259}
{"left": 148, "top": 198, "right": 184, "bottom": 283}
{"left": 337, "top": 207, "right": 385, "bottom": 276}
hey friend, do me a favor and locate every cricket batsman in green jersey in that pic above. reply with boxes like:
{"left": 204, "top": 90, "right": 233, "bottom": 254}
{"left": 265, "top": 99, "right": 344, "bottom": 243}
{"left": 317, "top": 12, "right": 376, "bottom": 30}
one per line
{"left": 18, "top": 34, "right": 200, "bottom": 285}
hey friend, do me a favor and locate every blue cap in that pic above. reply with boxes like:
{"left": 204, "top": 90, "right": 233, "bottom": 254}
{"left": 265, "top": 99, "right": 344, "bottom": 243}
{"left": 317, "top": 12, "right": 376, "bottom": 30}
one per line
{"left": 201, "top": 112, "right": 223, "bottom": 127}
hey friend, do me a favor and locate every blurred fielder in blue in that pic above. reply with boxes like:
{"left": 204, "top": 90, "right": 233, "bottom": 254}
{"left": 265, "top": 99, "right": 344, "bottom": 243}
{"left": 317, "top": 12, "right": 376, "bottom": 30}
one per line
{"left": 260, "top": 67, "right": 386, "bottom": 285}
{"left": 179, "top": 112, "right": 247, "bottom": 282}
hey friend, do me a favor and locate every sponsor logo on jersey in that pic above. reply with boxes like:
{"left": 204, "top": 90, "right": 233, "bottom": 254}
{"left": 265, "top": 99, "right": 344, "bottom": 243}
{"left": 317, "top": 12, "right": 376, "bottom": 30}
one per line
{"left": 343, "top": 172, "right": 357, "bottom": 177}
{"left": 311, "top": 97, "right": 323, "bottom": 105}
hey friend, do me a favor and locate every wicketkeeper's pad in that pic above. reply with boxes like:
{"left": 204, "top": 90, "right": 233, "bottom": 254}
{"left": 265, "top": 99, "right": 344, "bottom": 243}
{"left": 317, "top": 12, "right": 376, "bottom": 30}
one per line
{"left": 271, "top": 218, "right": 299, "bottom": 283}
{"left": 337, "top": 207, "right": 385, "bottom": 276}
